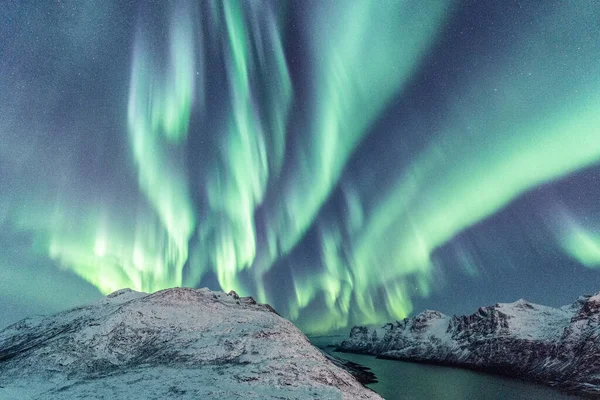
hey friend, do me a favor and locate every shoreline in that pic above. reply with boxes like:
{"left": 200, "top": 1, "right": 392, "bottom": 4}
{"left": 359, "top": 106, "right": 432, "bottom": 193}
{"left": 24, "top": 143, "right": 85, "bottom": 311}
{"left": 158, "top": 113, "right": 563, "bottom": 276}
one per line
{"left": 321, "top": 348, "right": 378, "bottom": 385}
{"left": 335, "top": 347, "right": 594, "bottom": 399}
{"left": 307, "top": 336, "right": 378, "bottom": 385}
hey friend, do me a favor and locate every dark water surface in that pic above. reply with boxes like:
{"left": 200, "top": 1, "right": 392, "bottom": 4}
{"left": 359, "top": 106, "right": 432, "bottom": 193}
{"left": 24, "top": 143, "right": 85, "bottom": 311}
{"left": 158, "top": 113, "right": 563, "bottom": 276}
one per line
{"left": 310, "top": 336, "right": 582, "bottom": 400}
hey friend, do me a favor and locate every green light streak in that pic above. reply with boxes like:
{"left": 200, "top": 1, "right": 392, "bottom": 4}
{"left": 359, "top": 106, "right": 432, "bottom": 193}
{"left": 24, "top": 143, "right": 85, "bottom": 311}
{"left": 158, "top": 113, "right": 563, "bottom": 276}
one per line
{"left": 551, "top": 208, "right": 600, "bottom": 268}
{"left": 562, "top": 228, "right": 600, "bottom": 268}
{"left": 161, "top": 8, "right": 196, "bottom": 142}
{"left": 120, "top": 3, "right": 197, "bottom": 292}
{"left": 203, "top": 1, "right": 292, "bottom": 293}
{"left": 309, "top": 2, "right": 600, "bottom": 327}
{"left": 5, "top": 0, "right": 600, "bottom": 335}
{"left": 288, "top": 226, "right": 354, "bottom": 331}
{"left": 261, "top": 1, "right": 453, "bottom": 328}
{"left": 284, "top": 1, "right": 600, "bottom": 332}
{"left": 43, "top": 204, "right": 186, "bottom": 295}
{"left": 262, "top": 0, "right": 452, "bottom": 273}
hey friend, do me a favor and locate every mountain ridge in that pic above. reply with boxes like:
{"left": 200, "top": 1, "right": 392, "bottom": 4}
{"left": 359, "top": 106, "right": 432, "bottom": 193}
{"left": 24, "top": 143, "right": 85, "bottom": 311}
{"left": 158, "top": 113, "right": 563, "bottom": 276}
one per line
{"left": 339, "top": 293, "right": 600, "bottom": 396}
{"left": 0, "top": 287, "right": 381, "bottom": 400}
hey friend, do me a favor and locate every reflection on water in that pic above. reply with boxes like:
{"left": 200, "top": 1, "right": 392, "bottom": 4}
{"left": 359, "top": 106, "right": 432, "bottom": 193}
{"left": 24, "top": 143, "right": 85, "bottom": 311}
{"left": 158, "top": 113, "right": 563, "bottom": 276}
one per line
{"left": 310, "top": 336, "right": 582, "bottom": 400}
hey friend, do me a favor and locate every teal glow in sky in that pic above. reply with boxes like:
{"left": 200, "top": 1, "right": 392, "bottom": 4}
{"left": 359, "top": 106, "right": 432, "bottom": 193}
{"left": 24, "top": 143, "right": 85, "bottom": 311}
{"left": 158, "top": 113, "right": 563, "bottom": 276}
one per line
{"left": 1, "top": 0, "right": 600, "bottom": 334}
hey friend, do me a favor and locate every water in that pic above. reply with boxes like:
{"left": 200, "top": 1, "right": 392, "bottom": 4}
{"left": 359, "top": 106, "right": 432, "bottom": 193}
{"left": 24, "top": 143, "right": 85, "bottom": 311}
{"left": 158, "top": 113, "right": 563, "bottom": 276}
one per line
{"left": 310, "top": 336, "right": 582, "bottom": 400}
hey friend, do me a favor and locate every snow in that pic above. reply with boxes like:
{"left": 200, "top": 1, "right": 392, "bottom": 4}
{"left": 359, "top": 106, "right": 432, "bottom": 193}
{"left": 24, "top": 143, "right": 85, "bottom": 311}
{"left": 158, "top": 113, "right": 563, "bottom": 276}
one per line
{"left": 340, "top": 292, "right": 600, "bottom": 396}
{"left": 0, "top": 287, "right": 381, "bottom": 400}
{"left": 589, "top": 293, "right": 600, "bottom": 306}
{"left": 422, "top": 313, "right": 452, "bottom": 343}
{"left": 495, "top": 299, "right": 572, "bottom": 340}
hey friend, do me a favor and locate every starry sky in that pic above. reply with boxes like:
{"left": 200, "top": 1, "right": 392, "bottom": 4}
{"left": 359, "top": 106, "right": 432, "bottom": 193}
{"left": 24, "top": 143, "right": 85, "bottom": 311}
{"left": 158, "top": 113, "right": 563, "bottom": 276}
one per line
{"left": 1, "top": 0, "right": 600, "bottom": 334}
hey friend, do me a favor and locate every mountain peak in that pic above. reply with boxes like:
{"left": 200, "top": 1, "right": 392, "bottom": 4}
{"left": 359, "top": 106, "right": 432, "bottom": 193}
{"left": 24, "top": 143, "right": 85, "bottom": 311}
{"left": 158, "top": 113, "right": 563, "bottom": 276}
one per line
{"left": 0, "top": 287, "right": 380, "bottom": 400}
{"left": 340, "top": 291, "right": 600, "bottom": 396}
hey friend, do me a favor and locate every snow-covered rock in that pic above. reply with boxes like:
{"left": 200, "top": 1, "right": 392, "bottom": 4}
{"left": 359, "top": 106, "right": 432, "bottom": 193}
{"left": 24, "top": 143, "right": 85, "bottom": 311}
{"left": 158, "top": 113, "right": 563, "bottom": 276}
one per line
{"left": 339, "top": 293, "right": 600, "bottom": 396}
{"left": 0, "top": 287, "right": 381, "bottom": 400}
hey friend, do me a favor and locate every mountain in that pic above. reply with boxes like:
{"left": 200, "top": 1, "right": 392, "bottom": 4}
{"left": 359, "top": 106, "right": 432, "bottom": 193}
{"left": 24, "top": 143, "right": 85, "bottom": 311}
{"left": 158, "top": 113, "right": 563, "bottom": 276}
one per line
{"left": 0, "top": 287, "right": 381, "bottom": 400}
{"left": 339, "top": 293, "right": 600, "bottom": 396}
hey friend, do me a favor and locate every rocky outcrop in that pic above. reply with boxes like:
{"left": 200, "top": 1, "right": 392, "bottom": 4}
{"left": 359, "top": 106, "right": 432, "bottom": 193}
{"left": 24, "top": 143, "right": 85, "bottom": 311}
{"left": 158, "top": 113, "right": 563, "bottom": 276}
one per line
{"left": 0, "top": 287, "right": 381, "bottom": 400}
{"left": 339, "top": 293, "right": 600, "bottom": 396}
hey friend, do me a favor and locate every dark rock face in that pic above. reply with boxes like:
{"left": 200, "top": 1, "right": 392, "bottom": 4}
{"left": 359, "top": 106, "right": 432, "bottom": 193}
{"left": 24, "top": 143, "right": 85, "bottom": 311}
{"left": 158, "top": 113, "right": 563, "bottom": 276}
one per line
{"left": 339, "top": 293, "right": 600, "bottom": 396}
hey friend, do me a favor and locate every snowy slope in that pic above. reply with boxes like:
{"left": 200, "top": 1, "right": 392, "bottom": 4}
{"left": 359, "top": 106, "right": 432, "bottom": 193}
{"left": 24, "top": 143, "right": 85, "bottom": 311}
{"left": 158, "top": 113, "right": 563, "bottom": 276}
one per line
{"left": 0, "top": 288, "right": 381, "bottom": 400}
{"left": 339, "top": 293, "right": 600, "bottom": 396}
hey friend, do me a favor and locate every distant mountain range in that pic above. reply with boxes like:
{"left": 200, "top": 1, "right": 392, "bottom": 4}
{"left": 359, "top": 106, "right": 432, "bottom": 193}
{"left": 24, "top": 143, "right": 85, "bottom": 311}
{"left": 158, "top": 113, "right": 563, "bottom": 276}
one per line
{"left": 0, "top": 288, "right": 380, "bottom": 400}
{"left": 339, "top": 293, "right": 600, "bottom": 396}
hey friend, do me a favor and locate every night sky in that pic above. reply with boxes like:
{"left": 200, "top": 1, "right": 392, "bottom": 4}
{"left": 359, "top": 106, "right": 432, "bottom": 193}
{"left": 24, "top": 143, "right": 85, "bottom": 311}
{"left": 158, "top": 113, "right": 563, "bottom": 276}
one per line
{"left": 1, "top": 0, "right": 600, "bottom": 334}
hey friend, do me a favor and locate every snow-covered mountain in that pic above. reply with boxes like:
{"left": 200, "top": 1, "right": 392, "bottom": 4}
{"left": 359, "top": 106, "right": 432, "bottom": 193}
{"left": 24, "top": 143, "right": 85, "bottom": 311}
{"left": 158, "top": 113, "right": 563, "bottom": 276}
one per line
{"left": 339, "top": 293, "right": 600, "bottom": 396}
{"left": 0, "top": 287, "right": 381, "bottom": 400}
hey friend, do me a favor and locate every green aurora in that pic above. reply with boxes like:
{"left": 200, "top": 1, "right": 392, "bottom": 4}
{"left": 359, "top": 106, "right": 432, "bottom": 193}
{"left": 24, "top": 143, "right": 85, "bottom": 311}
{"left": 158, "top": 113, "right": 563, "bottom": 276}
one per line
{"left": 1, "top": 0, "right": 600, "bottom": 333}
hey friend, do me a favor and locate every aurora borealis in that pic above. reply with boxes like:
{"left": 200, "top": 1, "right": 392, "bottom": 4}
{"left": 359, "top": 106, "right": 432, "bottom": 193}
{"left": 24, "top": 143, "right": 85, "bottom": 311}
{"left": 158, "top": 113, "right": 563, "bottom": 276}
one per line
{"left": 1, "top": 0, "right": 600, "bottom": 334}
